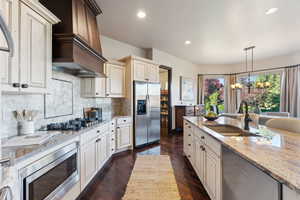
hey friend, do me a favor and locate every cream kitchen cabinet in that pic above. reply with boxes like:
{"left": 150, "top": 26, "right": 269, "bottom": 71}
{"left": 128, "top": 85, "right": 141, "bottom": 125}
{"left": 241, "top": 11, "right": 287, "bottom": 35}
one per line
{"left": 0, "top": 0, "right": 59, "bottom": 93}
{"left": 133, "top": 60, "right": 159, "bottom": 83}
{"left": 184, "top": 120, "right": 222, "bottom": 200}
{"left": 80, "top": 137, "right": 98, "bottom": 189}
{"left": 205, "top": 146, "right": 221, "bottom": 200}
{"left": 96, "top": 134, "right": 107, "bottom": 169}
{"left": 117, "top": 125, "right": 131, "bottom": 149}
{"left": 0, "top": 0, "right": 19, "bottom": 92}
{"left": 81, "top": 78, "right": 106, "bottom": 98}
{"left": 105, "top": 60, "right": 126, "bottom": 98}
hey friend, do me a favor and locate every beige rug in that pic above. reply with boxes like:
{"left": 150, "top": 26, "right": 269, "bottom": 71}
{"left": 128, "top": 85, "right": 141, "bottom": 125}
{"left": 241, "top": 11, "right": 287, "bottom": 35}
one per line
{"left": 122, "top": 155, "right": 181, "bottom": 200}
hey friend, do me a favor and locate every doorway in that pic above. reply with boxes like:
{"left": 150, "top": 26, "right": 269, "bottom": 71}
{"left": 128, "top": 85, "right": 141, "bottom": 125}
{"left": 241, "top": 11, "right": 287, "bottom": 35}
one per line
{"left": 159, "top": 66, "right": 172, "bottom": 136}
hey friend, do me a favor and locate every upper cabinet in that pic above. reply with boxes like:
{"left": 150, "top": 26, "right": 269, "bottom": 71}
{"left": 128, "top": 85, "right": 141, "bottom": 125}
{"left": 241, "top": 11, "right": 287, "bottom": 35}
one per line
{"left": 81, "top": 60, "right": 126, "bottom": 98}
{"left": 121, "top": 56, "right": 160, "bottom": 83}
{"left": 40, "top": 0, "right": 106, "bottom": 75}
{"left": 0, "top": 0, "right": 60, "bottom": 94}
{"left": 105, "top": 60, "right": 126, "bottom": 98}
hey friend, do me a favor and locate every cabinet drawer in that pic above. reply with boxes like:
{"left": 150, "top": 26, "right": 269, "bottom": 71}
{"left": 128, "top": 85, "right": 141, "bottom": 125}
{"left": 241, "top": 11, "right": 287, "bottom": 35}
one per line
{"left": 117, "top": 117, "right": 132, "bottom": 125}
{"left": 81, "top": 129, "right": 98, "bottom": 145}
{"left": 184, "top": 121, "right": 194, "bottom": 133}
{"left": 205, "top": 134, "right": 221, "bottom": 157}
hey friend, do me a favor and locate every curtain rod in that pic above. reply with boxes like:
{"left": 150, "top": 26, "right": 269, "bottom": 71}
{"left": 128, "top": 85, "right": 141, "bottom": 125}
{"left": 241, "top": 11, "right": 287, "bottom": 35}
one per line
{"left": 198, "top": 64, "right": 300, "bottom": 76}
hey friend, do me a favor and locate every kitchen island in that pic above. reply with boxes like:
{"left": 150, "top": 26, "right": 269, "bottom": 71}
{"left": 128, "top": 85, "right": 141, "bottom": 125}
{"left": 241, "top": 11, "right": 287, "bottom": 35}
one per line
{"left": 183, "top": 116, "right": 300, "bottom": 200}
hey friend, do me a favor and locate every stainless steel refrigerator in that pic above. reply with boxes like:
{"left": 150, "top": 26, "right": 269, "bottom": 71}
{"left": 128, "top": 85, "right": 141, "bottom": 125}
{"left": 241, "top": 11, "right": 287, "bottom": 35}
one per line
{"left": 134, "top": 81, "right": 160, "bottom": 147}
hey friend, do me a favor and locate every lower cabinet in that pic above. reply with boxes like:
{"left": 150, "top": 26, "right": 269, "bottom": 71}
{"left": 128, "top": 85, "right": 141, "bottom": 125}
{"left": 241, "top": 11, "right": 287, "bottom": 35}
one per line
{"left": 184, "top": 120, "right": 222, "bottom": 200}
{"left": 116, "top": 124, "right": 131, "bottom": 149}
{"left": 205, "top": 147, "right": 221, "bottom": 200}
{"left": 96, "top": 134, "right": 107, "bottom": 170}
{"left": 80, "top": 138, "right": 98, "bottom": 189}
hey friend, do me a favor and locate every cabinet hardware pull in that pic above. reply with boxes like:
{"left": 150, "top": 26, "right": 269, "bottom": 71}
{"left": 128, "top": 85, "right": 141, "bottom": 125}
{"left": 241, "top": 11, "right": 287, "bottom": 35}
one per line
{"left": 188, "top": 144, "right": 191, "bottom": 146}
{"left": 188, "top": 155, "right": 191, "bottom": 158}
{"left": 0, "top": 158, "right": 10, "bottom": 166}
{"left": 117, "top": 127, "right": 120, "bottom": 129}
{"left": 96, "top": 92, "right": 99, "bottom": 95}
{"left": 201, "top": 136, "right": 205, "bottom": 139}
{"left": 12, "top": 83, "right": 20, "bottom": 88}
{"left": 21, "top": 84, "right": 29, "bottom": 88}
{"left": 188, "top": 134, "right": 191, "bottom": 136}
{"left": 111, "top": 130, "right": 114, "bottom": 132}
{"left": 188, "top": 126, "right": 191, "bottom": 128}
{"left": 97, "top": 130, "right": 100, "bottom": 133}
{"left": 106, "top": 94, "right": 109, "bottom": 96}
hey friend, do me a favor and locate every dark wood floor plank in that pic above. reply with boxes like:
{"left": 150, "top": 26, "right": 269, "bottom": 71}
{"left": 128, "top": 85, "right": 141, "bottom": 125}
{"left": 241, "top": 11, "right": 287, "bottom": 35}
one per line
{"left": 78, "top": 133, "right": 211, "bottom": 200}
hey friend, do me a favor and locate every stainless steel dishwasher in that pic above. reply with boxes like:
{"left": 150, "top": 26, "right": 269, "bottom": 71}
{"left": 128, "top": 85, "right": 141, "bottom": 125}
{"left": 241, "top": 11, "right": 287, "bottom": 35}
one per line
{"left": 222, "top": 146, "right": 282, "bottom": 200}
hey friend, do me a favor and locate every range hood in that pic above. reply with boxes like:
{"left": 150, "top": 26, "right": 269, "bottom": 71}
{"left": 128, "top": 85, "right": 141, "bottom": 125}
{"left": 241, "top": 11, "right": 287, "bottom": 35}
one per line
{"left": 40, "top": 0, "right": 107, "bottom": 78}
{"left": 0, "top": 12, "right": 14, "bottom": 57}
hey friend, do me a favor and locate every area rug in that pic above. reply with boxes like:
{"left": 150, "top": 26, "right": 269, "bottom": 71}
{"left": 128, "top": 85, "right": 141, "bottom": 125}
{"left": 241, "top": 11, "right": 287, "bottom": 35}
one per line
{"left": 122, "top": 155, "right": 181, "bottom": 200}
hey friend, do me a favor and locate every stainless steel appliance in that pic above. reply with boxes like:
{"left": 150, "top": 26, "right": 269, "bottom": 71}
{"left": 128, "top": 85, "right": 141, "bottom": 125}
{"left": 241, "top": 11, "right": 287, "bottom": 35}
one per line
{"left": 134, "top": 81, "right": 160, "bottom": 147}
{"left": 19, "top": 143, "right": 79, "bottom": 200}
{"left": 222, "top": 146, "right": 281, "bottom": 200}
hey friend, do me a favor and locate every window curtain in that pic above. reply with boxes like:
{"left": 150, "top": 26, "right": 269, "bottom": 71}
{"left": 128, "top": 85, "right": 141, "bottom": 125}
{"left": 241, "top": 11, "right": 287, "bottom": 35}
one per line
{"left": 224, "top": 74, "right": 237, "bottom": 113}
{"left": 280, "top": 65, "right": 300, "bottom": 117}
{"left": 198, "top": 75, "right": 204, "bottom": 104}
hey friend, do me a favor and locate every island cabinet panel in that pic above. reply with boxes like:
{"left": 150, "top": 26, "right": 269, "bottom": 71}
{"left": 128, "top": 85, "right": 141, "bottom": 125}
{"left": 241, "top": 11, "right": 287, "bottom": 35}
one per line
{"left": 283, "top": 185, "right": 300, "bottom": 200}
{"left": 184, "top": 119, "right": 222, "bottom": 200}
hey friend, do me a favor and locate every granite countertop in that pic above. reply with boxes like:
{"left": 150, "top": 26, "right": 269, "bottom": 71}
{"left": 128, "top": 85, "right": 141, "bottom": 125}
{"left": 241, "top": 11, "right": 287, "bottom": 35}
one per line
{"left": 184, "top": 116, "right": 300, "bottom": 193}
{"left": 0, "top": 120, "right": 111, "bottom": 167}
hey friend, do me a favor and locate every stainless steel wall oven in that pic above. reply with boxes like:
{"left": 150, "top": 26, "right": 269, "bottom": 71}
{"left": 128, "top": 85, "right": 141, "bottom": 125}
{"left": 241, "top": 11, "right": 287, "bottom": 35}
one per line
{"left": 19, "top": 143, "right": 79, "bottom": 200}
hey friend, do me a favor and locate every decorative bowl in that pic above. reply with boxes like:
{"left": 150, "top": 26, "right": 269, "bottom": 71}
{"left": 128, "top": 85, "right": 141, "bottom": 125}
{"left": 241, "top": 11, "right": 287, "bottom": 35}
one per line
{"left": 204, "top": 116, "right": 219, "bottom": 121}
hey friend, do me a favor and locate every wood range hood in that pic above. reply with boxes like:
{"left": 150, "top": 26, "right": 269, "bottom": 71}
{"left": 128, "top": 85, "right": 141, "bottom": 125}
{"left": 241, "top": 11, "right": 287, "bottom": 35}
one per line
{"left": 40, "top": 0, "right": 107, "bottom": 77}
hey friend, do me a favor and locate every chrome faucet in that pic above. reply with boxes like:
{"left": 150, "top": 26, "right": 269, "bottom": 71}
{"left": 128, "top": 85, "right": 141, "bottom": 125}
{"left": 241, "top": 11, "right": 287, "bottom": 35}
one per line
{"left": 238, "top": 100, "right": 252, "bottom": 130}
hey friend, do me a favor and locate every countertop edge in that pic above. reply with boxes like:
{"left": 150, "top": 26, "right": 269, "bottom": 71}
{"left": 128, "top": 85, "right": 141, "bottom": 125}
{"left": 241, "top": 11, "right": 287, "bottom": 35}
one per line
{"left": 183, "top": 116, "right": 300, "bottom": 194}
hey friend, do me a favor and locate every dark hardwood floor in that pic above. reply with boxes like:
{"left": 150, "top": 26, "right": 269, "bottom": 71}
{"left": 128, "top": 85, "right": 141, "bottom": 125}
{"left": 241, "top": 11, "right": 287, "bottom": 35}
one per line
{"left": 78, "top": 133, "right": 211, "bottom": 200}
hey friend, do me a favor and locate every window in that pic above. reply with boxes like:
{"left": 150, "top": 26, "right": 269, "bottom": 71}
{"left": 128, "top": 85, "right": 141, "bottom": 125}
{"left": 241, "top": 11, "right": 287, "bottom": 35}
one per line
{"left": 203, "top": 76, "right": 225, "bottom": 113}
{"left": 237, "top": 71, "right": 282, "bottom": 112}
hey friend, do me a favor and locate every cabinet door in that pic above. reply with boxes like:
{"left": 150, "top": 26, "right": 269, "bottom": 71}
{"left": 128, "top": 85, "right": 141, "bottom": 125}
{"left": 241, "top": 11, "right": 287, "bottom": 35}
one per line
{"left": 94, "top": 78, "right": 106, "bottom": 97}
{"left": 106, "top": 63, "right": 125, "bottom": 97}
{"left": 81, "top": 78, "right": 105, "bottom": 97}
{"left": 205, "top": 147, "right": 221, "bottom": 200}
{"left": 195, "top": 139, "right": 206, "bottom": 184}
{"left": 74, "top": 0, "right": 89, "bottom": 44}
{"left": 133, "top": 60, "right": 146, "bottom": 81}
{"left": 19, "top": 3, "right": 51, "bottom": 93}
{"left": 81, "top": 139, "right": 97, "bottom": 189}
{"left": 96, "top": 135, "right": 106, "bottom": 169}
{"left": 105, "top": 133, "right": 111, "bottom": 158}
{"left": 146, "top": 63, "right": 159, "bottom": 83}
{"left": 86, "top": 5, "right": 101, "bottom": 53}
{"left": 117, "top": 125, "right": 131, "bottom": 149}
{"left": 0, "top": 0, "right": 19, "bottom": 92}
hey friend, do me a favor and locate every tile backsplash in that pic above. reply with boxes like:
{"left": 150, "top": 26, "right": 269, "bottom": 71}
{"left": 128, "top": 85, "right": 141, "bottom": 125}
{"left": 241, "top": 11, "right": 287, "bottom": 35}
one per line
{"left": 1, "top": 71, "right": 124, "bottom": 139}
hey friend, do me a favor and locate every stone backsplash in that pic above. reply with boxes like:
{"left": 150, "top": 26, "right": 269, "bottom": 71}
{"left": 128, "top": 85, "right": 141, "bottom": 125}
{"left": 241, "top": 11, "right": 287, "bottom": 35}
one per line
{"left": 1, "top": 71, "right": 124, "bottom": 138}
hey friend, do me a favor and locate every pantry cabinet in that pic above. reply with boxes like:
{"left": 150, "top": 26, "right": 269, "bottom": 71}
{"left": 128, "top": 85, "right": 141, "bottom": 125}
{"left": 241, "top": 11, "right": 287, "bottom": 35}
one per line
{"left": 184, "top": 120, "right": 222, "bottom": 200}
{"left": 105, "top": 60, "right": 126, "bottom": 98}
{"left": 0, "top": 0, "right": 59, "bottom": 93}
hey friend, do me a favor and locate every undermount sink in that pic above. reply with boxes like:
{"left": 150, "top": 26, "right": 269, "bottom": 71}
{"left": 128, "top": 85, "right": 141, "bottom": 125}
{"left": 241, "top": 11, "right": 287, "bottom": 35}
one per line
{"left": 205, "top": 125, "right": 259, "bottom": 137}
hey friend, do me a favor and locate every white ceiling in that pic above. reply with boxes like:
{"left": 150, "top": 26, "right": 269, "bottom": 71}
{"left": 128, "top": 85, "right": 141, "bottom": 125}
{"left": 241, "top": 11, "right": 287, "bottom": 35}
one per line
{"left": 96, "top": 0, "right": 300, "bottom": 64}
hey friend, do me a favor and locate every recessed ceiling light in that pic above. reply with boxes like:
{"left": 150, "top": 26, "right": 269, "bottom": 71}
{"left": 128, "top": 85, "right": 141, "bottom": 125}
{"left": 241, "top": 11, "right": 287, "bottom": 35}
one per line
{"left": 185, "top": 40, "right": 191, "bottom": 45}
{"left": 137, "top": 11, "right": 146, "bottom": 19}
{"left": 266, "top": 8, "right": 278, "bottom": 15}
